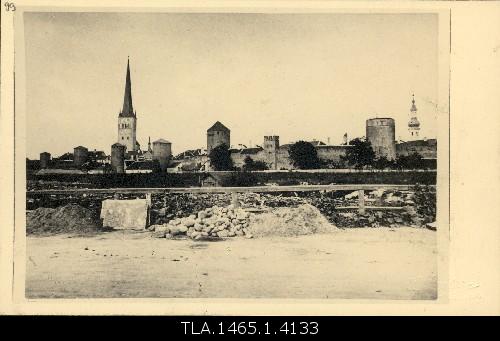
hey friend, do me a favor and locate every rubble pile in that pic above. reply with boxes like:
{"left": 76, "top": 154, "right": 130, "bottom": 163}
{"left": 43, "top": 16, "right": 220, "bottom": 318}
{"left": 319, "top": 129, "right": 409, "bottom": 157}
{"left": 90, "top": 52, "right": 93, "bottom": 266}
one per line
{"left": 150, "top": 193, "right": 231, "bottom": 225}
{"left": 239, "top": 192, "right": 305, "bottom": 209}
{"left": 26, "top": 204, "right": 103, "bottom": 235}
{"left": 248, "top": 204, "right": 337, "bottom": 237}
{"left": 150, "top": 204, "right": 254, "bottom": 240}
{"left": 147, "top": 187, "right": 435, "bottom": 229}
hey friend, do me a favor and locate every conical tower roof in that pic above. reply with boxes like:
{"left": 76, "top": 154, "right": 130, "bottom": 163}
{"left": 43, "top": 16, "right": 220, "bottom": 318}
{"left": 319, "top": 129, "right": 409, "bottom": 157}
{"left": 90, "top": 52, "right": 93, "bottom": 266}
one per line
{"left": 207, "top": 121, "right": 230, "bottom": 132}
{"left": 119, "top": 58, "right": 135, "bottom": 117}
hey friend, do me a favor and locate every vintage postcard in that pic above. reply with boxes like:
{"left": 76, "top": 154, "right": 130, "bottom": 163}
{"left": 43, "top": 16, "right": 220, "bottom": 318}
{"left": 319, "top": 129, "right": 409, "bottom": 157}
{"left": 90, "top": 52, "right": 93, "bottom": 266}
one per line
{"left": 0, "top": 1, "right": 498, "bottom": 316}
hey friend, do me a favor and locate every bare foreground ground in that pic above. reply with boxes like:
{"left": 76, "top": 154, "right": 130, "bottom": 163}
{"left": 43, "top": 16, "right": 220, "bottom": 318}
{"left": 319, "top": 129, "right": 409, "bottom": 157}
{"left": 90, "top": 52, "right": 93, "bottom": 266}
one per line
{"left": 26, "top": 228, "right": 437, "bottom": 299}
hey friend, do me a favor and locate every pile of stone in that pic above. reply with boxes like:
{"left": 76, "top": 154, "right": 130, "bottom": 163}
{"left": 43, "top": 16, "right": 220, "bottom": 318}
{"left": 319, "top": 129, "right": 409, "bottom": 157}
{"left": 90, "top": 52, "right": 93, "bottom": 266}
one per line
{"left": 150, "top": 193, "right": 231, "bottom": 225}
{"left": 26, "top": 204, "right": 103, "bottom": 235}
{"left": 151, "top": 205, "right": 253, "bottom": 240}
{"left": 248, "top": 204, "right": 337, "bottom": 238}
{"left": 240, "top": 192, "right": 305, "bottom": 209}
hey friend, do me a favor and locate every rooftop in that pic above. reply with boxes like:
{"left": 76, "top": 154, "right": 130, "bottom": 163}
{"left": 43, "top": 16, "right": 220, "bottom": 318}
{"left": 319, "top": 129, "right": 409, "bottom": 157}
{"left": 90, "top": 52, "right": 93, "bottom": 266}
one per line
{"left": 207, "top": 121, "right": 230, "bottom": 133}
{"left": 230, "top": 147, "right": 263, "bottom": 155}
{"left": 126, "top": 160, "right": 156, "bottom": 170}
{"left": 153, "top": 138, "right": 171, "bottom": 144}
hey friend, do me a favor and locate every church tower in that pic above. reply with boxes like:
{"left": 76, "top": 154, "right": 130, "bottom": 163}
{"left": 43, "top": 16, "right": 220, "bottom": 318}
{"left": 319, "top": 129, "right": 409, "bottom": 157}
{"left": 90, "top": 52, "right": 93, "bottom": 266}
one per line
{"left": 408, "top": 94, "right": 421, "bottom": 139}
{"left": 117, "top": 58, "right": 137, "bottom": 152}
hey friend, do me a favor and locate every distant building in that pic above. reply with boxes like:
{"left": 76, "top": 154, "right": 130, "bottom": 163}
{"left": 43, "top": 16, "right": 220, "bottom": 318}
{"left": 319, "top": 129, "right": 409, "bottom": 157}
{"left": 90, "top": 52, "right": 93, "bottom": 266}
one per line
{"left": 111, "top": 143, "right": 126, "bottom": 173}
{"left": 73, "top": 146, "right": 89, "bottom": 167}
{"left": 39, "top": 152, "right": 51, "bottom": 169}
{"left": 207, "top": 121, "right": 230, "bottom": 154}
{"left": 141, "top": 137, "right": 153, "bottom": 161}
{"left": 201, "top": 173, "right": 223, "bottom": 187}
{"left": 152, "top": 138, "right": 172, "bottom": 171}
{"left": 174, "top": 148, "right": 206, "bottom": 160}
{"left": 88, "top": 150, "right": 108, "bottom": 164}
{"left": 125, "top": 160, "right": 156, "bottom": 174}
{"left": 87, "top": 164, "right": 113, "bottom": 174}
{"left": 172, "top": 149, "right": 208, "bottom": 172}
{"left": 366, "top": 118, "right": 397, "bottom": 160}
{"left": 263, "top": 136, "right": 280, "bottom": 170}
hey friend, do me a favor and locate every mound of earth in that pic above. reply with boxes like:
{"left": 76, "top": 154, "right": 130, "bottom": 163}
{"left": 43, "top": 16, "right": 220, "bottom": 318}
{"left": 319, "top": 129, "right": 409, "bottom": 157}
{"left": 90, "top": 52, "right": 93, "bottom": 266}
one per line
{"left": 248, "top": 204, "right": 337, "bottom": 238}
{"left": 26, "top": 204, "right": 103, "bottom": 235}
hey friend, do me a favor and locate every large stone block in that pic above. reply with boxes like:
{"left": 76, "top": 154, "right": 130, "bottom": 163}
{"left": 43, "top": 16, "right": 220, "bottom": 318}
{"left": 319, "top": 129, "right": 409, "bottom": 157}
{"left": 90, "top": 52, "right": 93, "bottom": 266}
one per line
{"left": 100, "top": 199, "right": 149, "bottom": 230}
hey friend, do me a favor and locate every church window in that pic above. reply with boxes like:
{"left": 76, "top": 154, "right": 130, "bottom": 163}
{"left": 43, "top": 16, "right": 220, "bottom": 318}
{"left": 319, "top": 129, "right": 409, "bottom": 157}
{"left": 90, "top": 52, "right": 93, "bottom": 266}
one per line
{"left": 121, "top": 137, "right": 124, "bottom": 140}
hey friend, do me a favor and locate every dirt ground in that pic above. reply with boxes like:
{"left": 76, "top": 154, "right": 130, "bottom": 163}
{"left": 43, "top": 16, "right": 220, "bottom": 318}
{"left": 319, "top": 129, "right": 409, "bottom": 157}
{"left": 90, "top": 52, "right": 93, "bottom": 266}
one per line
{"left": 26, "top": 227, "right": 437, "bottom": 299}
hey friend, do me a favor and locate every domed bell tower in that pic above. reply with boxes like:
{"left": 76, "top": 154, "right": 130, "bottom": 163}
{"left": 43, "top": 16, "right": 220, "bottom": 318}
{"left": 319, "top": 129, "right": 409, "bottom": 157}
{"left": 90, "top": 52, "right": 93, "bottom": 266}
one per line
{"left": 408, "top": 94, "right": 420, "bottom": 140}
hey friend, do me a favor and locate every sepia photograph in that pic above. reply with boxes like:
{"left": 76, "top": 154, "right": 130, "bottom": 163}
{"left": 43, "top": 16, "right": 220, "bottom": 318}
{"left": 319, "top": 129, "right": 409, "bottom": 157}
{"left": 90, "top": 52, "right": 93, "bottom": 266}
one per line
{"left": 2, "top": 0, "right": 500, "bottom": 319}
{"left": 18, "top": 10, "right": 448, "bottom": 301}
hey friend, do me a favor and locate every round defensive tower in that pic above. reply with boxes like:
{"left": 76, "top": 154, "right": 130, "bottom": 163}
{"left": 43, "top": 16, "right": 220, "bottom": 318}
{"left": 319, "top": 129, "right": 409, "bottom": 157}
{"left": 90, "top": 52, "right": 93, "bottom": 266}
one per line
{"left": 73, "top": 146, "right": 89, "bottom": 167}
{"left": 366, "top": 118, "right": 396, "bottom": 160}
{"left": 111, "top": 143, "right": 126, "bottom": 174}
{"left": 39, "top": 152, "right": 51, "bottom": 169}
{"left": 152, "top": 139, "right": 172, "bottom": 171}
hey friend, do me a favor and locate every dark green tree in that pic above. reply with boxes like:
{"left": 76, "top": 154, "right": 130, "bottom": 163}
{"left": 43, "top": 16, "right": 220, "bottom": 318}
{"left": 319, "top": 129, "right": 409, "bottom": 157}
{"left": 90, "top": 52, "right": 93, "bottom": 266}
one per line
{"left": 288, "top": 141, "right": 321, "bottom": 169}
{"left": 242, "top": 156, "right": 269, "bottom": 171}
{"left": 342, "top": 138, "right": 376, "bottom": 169}
{"left": 209, "top": 144, "right": 233, "bottom": 171}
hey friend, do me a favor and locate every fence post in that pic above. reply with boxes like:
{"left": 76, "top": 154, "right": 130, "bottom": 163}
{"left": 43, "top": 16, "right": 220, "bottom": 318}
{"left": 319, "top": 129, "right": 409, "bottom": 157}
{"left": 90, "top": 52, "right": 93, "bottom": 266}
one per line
{"left": 231, "top": 192, "right": 240, "bottom": 208}
{"left": 358, "top": 189, "right": 365, "bottom": 214}
{"left": 145, "top": 193, "right": 152, "bottom": 227}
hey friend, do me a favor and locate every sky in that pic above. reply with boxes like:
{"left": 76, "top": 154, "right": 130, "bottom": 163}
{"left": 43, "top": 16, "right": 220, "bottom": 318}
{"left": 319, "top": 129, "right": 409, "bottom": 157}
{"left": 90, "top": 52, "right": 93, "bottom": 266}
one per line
{"left": 24, "top": 12, "right": 438, "bottom": 159}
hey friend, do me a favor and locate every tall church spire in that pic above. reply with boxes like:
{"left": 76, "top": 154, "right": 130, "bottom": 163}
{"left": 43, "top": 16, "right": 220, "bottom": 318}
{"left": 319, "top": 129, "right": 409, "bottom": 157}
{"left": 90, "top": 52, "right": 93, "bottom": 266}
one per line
{"left": 120, "top": 57, "right": 134, "bottom": 117}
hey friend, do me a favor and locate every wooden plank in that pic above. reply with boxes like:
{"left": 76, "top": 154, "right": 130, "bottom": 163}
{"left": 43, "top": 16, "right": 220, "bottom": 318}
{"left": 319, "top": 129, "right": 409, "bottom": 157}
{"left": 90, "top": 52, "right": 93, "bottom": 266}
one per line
{"left": 26, "top": 184, "right": 417, "bottom": 196}
{"left": 231, "top": 192, "right": 240, "bottom": 208}
{"left": 336, "top": 206, "right": 405, "bottom": 210}
{"left": 358, "top": 189, "right": 365, "bottom": 214}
